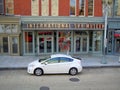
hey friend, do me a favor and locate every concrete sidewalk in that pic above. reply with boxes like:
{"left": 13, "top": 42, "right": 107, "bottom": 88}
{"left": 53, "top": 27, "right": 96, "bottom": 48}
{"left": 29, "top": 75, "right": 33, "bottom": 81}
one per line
{"left": 0, "top": 55, "right": 120, "bottom": 69}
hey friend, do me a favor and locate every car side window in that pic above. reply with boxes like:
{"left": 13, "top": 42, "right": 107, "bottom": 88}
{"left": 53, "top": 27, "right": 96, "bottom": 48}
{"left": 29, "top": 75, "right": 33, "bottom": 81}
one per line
{"left": 47, "top": 57, "right": 59, "bottom": 64}
{"left": 59, "top": 57, "right": 73, "bottom": 63}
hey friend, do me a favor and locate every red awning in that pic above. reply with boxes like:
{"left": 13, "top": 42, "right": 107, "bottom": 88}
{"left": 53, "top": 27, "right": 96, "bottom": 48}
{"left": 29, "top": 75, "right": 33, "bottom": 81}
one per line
{"left": 114, "top": 33, "right": 120, "bottom": 38}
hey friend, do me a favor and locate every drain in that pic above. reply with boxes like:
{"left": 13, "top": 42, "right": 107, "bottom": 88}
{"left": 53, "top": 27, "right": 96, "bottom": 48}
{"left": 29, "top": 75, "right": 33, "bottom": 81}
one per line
{"left": 40, "top": 86, "right": 50, "bottom": 90}
{"left": 69, "top": 78, "right": 80, "bottom": 82}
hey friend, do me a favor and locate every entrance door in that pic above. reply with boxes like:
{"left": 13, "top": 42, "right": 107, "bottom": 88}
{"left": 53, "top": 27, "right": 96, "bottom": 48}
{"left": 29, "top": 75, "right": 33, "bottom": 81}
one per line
{"left": 115, "top": 38, "right": 120, "bottom": 54}
{"left": 38, "top": 36, "right": 53, "bottom": 54}
{"left": 75, "top": 36, "right": 88, "bottom": 53}
{"left": 0, "top": 36, "right": 9, "bottom": 54}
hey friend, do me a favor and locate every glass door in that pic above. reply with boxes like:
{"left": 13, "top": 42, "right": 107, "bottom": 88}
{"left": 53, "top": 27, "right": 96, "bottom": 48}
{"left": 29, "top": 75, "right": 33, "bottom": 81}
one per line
{"left": 10, "top": 36, "right": 19, "bottom": 55}
{"left": 3, "top": 37, "right": 8, "bottom": 53}
{"left": 75, "top": 36, "right": 88, "bottom": 53}
{"left": 115, "top": 38, "right": 120, "bottom": 53}
{"left": 38, "top": 36, "right": 53, "bottom": 54}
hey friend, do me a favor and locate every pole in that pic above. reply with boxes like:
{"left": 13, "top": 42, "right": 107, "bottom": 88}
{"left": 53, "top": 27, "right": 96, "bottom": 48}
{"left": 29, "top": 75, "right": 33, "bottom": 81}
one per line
{"left": 101, "top": 3, "right": 108, "bottom": 64}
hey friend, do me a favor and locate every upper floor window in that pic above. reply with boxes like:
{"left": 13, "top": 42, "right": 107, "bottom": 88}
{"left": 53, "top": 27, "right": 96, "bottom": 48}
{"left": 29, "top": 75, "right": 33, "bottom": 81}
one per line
{"left": 88, "top": 0, "right": 93, "bottom": 16}
{"left": 102, "top": 0, "right": 113, "bottom": 17}
{"left": 114, "top": 0, "right": 120, "bottom": 16}
{"left": 70, "top": 0, "right": 76, "bottom": 16}
{"left": 79, "top": 0, "right": 85, "bottom": 16}
{"left": 41, "top": 0, "right": 49, "bottom": 16}
{"left": 5, "top": 0, "right": 14, "bottom": 15}
{"left": 0, "top": 0, "right": 4, "bottom": 15}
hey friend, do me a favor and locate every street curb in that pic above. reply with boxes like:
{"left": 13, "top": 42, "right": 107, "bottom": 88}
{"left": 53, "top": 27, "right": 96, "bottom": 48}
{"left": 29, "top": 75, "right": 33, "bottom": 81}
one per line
{"left": 0, "top": 65, "right": 120, "bottom": 70}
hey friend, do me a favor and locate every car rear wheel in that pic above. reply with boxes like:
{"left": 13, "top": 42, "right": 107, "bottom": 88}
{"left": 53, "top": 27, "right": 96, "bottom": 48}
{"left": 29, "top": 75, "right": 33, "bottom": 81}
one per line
{"left": 34, "top": 68, "right": 43, "bottom": 76}
{"left": 69, "top": 68, "right": 78, "bottom": 75}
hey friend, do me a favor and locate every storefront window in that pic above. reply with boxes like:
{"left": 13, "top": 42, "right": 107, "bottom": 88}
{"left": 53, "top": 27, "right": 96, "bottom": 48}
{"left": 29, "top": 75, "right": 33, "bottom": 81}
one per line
{"left": 79, "top": 0, "right": 85, "bottom": 16}
{"left": 24, "top": 32, "right": 33, "bottom": 53}
{"left": 70, "top": 0, "right": 76, "bottom": 16}
{"left": 88, "top": 0, "right": 93, "bottom": 16}
{"left": 93, "top": 31, "right": 102, "bottom": 52}
{"left": 58, "top": 31, "right": 71, "bottom": 53}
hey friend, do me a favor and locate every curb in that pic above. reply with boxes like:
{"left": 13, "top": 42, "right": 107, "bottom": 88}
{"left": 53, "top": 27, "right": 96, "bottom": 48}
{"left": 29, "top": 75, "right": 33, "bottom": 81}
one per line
{"left": 0, "top": 65, "right": 120, "bottom": 70}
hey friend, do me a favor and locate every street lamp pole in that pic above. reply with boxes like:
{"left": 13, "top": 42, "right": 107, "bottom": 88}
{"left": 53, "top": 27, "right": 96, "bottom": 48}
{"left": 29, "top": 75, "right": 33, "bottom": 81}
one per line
{"left": 101, "top": 2, "right": 108, "bottom": 64}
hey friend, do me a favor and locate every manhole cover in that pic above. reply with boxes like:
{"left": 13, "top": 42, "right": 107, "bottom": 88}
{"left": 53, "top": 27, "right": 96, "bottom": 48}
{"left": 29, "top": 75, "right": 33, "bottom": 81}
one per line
{"left": 69, "top": 78, "right": 80, "bottom": 82}
{"left": 40, "top": 86, "right": 50, "bottom": 90}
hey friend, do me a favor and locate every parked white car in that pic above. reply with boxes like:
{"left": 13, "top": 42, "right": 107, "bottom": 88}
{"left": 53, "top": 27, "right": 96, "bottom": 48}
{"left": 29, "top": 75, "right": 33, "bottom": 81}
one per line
{"left": 27, "top": 54, "right": 82, "bottom": 76}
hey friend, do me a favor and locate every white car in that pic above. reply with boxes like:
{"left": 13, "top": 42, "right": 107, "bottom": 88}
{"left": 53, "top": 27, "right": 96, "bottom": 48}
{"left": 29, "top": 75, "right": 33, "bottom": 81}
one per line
{"left": 27, "top": 54, "right": 82, "bottom": 76}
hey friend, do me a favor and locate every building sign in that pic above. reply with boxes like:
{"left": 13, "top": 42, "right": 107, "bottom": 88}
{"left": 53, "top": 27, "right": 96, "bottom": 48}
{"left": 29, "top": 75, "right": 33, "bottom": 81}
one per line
{"left": 22, "top": 23, "right": 104, "bottom": 30}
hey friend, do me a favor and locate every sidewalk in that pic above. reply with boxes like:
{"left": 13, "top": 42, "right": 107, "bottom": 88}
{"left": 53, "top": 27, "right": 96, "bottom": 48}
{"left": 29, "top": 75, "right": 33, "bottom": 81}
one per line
{"left": 0, "top": 55, "right": 120, "bottom": 69}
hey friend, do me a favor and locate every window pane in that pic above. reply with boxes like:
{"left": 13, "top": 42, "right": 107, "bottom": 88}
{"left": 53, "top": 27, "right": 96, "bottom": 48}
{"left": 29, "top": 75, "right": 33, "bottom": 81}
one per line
{"left": 41, "top": 0, "right": 49, "bottom": 16}
{"left": 102, "top": 0, "right": 113, "bottom": 16}
{"left": 115, "top": 0, "right": 120, "bottom": 16}
{"left": 88, "top": 0, "right": 93, "bottom": 16}
{"left": 0, "top": 0, "right": 4, "bottom": 14}
{"left": 79, "top": 0, "right": 85, "bottom": 16}
{"left": 3, "top": 37, "right": 8, "bottom": 53}
{"left": 70, "top": 0, "right": 76, "bottom": 15}
{"left": 12, "top": 37, "right": 18, "bottom": 53}
{"left": 58, "top": 31, "right": 71, "bottom": 52}
{"left": 5, "top": 0, "right": 14, "bottom": 15}
{"left": 25, "top": 32, "right": 33, "bottom": 53}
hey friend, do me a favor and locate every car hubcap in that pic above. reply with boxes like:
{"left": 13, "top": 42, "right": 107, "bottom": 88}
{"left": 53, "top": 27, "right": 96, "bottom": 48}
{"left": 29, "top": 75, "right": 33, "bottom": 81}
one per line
{"left": 70, "top": 68, "right": 77, "bottom": 75}
{"left": 35, "top": 69, "right": 42, "bottom": 76}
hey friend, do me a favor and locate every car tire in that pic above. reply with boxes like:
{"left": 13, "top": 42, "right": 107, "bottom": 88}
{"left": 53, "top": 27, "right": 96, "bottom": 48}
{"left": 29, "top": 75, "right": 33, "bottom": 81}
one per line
{"left": 34, "top": 68, "right": 43, "bottom": 76}
{"left": 69, "top": 68, "right": 78, "bottom": 75}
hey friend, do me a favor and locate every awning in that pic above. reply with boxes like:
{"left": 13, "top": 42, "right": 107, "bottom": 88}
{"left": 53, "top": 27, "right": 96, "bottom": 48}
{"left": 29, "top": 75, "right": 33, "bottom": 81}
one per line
{"left": 114, "top": 33, "right": 120, "bottom": 38}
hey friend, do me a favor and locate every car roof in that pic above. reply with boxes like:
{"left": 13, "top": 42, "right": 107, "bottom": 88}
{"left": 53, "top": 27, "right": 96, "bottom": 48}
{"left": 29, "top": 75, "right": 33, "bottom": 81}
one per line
{"left": 51, "top": 54, "right": 72, "bottom": 58}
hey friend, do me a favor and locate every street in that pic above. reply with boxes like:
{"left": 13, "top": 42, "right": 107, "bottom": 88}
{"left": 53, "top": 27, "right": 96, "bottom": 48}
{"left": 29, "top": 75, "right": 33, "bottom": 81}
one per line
{"left": 0, "top": 68, "right": 120, "bottom": 90}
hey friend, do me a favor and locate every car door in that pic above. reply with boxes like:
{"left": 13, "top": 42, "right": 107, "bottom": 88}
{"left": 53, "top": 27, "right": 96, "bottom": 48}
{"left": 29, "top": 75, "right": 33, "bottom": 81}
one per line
{"left": 42, "top": 57, "right": 60, "bottom": 74}
{"left": 58, "top": 57, "right": 73, "bottom": 73}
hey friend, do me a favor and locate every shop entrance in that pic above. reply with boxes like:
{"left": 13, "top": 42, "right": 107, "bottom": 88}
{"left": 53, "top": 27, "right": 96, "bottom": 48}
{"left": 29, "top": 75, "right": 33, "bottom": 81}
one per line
{"left": 74, "top": 31, "right": 89, "bottom": 53}
{"left": 38, "top": 37, "right": 53, "bottom": 53}
{"left": 38, "top": 36, "right": 53, "bottom": 54}
{"left": 0, "top": 36, "right": 9, "bottom": 54}
{"left": 115, "top": 38, "right": 120, "bottom": 54}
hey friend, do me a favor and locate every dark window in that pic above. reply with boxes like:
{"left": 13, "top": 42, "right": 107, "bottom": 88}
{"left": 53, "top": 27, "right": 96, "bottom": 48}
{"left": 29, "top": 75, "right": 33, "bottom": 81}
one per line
{"left": 3, "top": 37, "right": 8, "bottom": 53}
{"left": 0, "top": 0, "right": 4, "bottom": 14}
{"left": 47, "top": 57, "right": 59, "bottom": 64}
{"left": 60, "top": 57, "right": 73, "bottom": 63}
{"left": 70, "top": 0, "right": 76, "bottom": 15}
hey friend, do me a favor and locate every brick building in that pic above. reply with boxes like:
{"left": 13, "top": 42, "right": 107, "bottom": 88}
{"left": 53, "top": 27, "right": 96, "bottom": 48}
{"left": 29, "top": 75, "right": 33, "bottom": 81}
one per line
{"left": 0, "top": 0, "right": 120, "bottom": 56}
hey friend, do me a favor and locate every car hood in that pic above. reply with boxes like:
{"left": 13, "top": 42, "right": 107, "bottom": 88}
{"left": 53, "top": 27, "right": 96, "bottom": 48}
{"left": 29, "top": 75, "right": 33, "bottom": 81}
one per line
{"left": 29, "top": 59, "right": 40, "bottom": 65}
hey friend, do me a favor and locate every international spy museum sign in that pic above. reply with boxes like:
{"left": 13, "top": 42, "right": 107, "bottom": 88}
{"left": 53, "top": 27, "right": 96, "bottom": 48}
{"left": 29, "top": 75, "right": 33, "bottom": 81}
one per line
{"left": 22, "top": 23, "right": 104, "bottom": 30}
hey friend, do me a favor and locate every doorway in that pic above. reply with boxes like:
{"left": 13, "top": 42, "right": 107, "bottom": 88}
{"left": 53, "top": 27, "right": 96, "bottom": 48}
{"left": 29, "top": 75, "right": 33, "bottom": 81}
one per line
{"left": 38, "top": 36, "right": 53, "bottom": 54}
{"left": 74, "top": 31, "right": 89, "bottom": 53}
{"left": 115, "top": 38, "right": 120, "bottom": 53}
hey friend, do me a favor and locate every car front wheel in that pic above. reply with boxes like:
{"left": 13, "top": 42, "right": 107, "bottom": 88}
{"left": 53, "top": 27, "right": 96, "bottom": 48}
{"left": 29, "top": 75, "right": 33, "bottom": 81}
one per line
{"left": 69, "top": 68, "right": 78, "bottom": 75}
{"left": 34, "top": 68, "right": 43, "bottom": 76}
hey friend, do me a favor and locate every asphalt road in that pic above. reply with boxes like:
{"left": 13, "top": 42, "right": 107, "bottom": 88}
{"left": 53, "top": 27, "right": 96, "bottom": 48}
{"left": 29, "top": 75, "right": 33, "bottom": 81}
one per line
{"left": 0, "top": 68, "right": 120, "bottom": 90}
